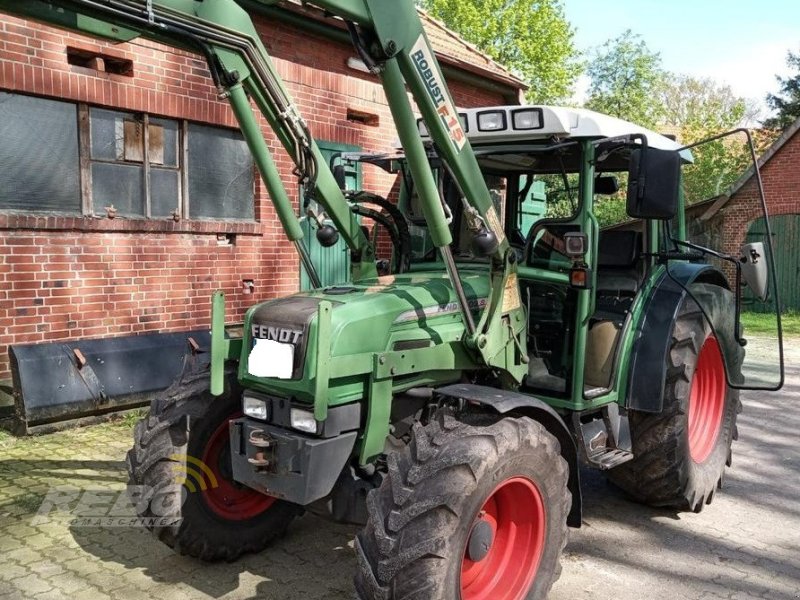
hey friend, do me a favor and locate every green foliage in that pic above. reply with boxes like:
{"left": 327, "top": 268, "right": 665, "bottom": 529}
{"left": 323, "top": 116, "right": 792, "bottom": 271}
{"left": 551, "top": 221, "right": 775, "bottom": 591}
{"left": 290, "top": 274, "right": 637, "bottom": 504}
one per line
{"left": 0, "top": 428, "right": 12, "bottom": 448}
{"left": 119, "top": 407, "right": 148, "bottom": 429}
{"left": 681, "top": 128, "right": 777, "bottom": 204}
{"left": 764, "top": 49, "right": 800, "bottom": 130}
{"left": 586, "top": 44, "right": 776, "bottom": 204}
{"left": 539, "top": 173, "right": 577, "bottom": 219}
{"left": 659, "top": 75, "right": 777, "bottom": 204}
{"left": 594, "top": 196, "right": 628, "bottom": 228}
{"left": 540, "top": 173, "right": 628, "bottom": 229}
{"left": 741, "top": 311, "right": 800, "bottom": 337}
{"left": 584, "top": 30, "right": 666, "bottom": 128}
{"left": 417, "top": 0, "right": 581, "bottom": 103}
{"left": 660, "top": 75, "right": 748, "bottom": 130}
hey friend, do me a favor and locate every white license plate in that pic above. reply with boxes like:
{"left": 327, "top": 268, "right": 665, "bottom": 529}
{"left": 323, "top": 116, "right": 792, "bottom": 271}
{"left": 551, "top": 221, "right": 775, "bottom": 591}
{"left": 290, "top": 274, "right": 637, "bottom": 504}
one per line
{"left": 248, "top": 338, "right": 294, "bottom": 379}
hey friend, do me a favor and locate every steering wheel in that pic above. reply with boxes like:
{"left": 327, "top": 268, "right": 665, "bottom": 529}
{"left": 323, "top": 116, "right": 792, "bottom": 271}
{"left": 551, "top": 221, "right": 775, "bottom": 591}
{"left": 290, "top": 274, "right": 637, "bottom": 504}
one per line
{"left": 348, "top": 191, "right": 412, "bottom": 274}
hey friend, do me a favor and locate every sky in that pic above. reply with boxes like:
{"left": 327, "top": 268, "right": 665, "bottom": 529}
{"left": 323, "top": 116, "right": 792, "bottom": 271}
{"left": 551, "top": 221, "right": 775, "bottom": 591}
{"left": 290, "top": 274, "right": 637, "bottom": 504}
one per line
{"left": 563, "top": 0, "right": 800, "bottom": 118}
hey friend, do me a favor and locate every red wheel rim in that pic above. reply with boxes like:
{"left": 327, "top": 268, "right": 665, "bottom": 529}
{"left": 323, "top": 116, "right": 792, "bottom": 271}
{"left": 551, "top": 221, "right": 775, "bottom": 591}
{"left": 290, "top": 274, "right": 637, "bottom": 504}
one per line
{"left": 688, "top": 336, "right": 726, "bottom": 464}
{"left": 460, "top": 477, "right": 546, "bottom": 600}
{"left": 199, "top": 412, "right": 276, "bottom": 520}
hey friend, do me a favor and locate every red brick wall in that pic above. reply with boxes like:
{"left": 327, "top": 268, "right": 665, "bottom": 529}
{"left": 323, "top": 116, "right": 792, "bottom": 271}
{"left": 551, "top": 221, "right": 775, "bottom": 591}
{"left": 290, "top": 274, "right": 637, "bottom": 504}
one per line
{"left": 0, "top": 13, "right": 508, "bottom": 382}
{"left": 711, "top": 131, "right": 800, "bottom": 261}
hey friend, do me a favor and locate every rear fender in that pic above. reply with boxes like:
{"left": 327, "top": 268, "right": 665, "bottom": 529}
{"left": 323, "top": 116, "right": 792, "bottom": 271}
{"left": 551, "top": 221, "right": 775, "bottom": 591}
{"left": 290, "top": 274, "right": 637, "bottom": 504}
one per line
{"left": 627, "top": 264, "right": 734, "bottom": 413}
{"left": 435, "top": 383, "right": 582, "bottom": 528}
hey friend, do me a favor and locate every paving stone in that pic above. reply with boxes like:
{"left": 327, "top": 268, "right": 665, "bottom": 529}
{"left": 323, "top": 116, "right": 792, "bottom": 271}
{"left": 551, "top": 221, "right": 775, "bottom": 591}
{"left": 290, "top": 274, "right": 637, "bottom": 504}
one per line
{"left": 1, "top": 345, "right": 799, "bottom": 600}
{"left": 6, "top": 574, "right": 52, "bottom": 596}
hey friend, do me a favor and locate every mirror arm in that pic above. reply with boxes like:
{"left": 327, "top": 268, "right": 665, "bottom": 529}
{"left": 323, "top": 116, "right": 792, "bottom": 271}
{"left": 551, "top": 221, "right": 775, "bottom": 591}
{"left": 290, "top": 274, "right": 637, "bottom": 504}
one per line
{"left": 670, "top": 237, "right": 738, "bottom": 264}
{"left": 665, "top": 236, "right": 745, "bottom": 344}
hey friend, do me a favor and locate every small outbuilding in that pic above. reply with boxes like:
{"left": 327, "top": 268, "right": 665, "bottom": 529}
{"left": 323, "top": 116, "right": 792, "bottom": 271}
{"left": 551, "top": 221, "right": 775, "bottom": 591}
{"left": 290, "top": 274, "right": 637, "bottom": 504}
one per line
{"left": 0, "top": 1, "right": 526, "bottom": 430}
{"left": 686, "top": 118, "right": 800, "bottom": 312}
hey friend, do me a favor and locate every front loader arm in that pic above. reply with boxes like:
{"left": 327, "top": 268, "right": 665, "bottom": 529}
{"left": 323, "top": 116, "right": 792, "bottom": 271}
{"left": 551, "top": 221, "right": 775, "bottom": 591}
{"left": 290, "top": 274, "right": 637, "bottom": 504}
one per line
{"left": 1, "top": 0, "right": 528, "bottom": 381}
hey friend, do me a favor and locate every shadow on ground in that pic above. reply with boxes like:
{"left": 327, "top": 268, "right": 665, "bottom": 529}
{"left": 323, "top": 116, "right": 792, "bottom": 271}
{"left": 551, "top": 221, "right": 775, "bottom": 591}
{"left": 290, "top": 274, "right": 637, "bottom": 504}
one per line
{"left": 0, "top": 356, "right": 797, "bottom": 599}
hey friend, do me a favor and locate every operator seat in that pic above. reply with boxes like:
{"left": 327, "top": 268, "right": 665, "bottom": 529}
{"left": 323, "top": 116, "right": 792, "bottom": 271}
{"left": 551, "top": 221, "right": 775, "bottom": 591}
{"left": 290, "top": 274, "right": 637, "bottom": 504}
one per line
{"left": 585, "top": 230, "right": 644, "bottom": 391}
{"left": 595, "top": 230, "right": 643, "bottom": 296}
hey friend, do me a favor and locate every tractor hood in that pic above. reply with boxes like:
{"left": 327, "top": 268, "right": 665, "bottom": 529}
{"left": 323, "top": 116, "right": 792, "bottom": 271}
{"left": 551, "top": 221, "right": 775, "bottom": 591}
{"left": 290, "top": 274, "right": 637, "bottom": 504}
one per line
{"left": 239, "top": 269, "right": 491, "bottom": 398}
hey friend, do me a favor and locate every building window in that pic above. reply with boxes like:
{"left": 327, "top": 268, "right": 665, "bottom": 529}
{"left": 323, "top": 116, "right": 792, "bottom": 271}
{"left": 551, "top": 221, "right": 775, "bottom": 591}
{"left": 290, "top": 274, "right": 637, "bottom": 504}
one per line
{"left": 0, "top": 91, "right": 81, "bottom": 213}
{"left": 187, "top": 123, "right": 255, "bottom": 221}
{"left": 0, "top": 91, "right": 255, "bottom": 221}
{"left": 89, "top": 108, "right": 182, "bottom": 218}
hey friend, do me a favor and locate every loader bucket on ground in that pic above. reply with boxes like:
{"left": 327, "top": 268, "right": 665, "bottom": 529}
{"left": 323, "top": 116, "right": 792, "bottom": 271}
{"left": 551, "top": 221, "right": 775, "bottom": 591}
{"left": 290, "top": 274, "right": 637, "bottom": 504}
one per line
{"left": 7, "top": 330, "right": 211, "bottom": 435}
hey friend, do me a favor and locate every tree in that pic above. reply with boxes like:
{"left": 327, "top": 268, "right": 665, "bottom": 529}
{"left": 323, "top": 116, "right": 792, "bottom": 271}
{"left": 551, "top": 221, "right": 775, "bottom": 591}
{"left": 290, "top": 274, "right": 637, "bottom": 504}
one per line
{"left": 657, "top": 75, "right": 777, "bottom": 203}
{"left": 417, "top": 0, "right": 581, "bottom": 103}
{"left": 660, "top": 75, "right": 749, "bottom": 130}
{"left": 764, "top": 48, "right": 800, "bottom": 130}
{"left": 585, "top": 30, "right": 666, "bottom": 128}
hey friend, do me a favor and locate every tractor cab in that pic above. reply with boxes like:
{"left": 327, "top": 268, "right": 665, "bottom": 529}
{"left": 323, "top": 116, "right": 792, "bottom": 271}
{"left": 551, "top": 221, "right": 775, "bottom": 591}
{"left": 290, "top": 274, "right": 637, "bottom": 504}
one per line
{"left": 354, "top": 105, "right": 784, "bottom": 410}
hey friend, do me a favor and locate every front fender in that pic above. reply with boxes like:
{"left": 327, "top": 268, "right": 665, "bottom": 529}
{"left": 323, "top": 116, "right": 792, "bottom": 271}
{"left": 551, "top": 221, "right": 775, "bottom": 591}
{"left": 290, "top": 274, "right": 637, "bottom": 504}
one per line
{"left": 435, "top": 383, "right": 582, "bottom": 528}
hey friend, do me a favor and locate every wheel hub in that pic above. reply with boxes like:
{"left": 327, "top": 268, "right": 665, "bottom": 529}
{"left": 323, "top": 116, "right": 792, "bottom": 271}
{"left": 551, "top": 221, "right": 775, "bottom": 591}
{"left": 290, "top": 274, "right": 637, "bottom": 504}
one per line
{"left": 460, "top": 476, "right": 546, "bottom": 600}
{"left": 200, "top": 412, "right": 276, "bottom": 520}
{"left": 466, "top": 517, "right": 494, "bottom": 562}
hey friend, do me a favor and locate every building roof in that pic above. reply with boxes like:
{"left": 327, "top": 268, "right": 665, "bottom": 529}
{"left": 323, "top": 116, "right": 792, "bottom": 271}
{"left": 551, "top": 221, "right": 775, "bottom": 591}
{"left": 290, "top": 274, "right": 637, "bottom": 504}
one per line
{"left": 690, "top": 116, "right": 800, "bottom": 221}
{"left": 415, "top": 9, "right": 525, "bottom": 88}
{"left": 268, "top": 1, "right": 527, "bottom": 91}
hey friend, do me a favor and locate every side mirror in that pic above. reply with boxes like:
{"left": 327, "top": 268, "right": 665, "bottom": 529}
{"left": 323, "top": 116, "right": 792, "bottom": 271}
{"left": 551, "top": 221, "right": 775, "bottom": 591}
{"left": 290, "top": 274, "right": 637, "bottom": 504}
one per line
{"left": 332, "top": 164, "right": 347, "bottom": 191}
{"left": 329, "top": 152, "right": 347, "bottom": 191}
{"left": 594, "top": 175, "right": 619, "bottom": 195}
{"left": 626, "top": 147, "right": 681, "bottom": 219}
{"left": 740, "top": 242, "right": 769, "bottom": 301}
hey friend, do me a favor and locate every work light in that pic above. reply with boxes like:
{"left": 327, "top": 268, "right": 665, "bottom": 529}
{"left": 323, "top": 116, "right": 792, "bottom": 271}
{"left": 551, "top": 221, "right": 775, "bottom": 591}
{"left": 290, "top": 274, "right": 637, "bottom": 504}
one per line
{"left": 512, "top": 108, "right": 544, "bottom": 130}
{"left": 477, "top": 110, "right": 506, "bottom": 132}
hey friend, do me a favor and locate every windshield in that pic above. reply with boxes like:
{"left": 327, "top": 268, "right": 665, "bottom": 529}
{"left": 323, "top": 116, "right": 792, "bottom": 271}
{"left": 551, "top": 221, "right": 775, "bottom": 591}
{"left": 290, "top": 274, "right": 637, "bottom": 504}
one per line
{"left": 400, "top": 142, "right": 594, "bottom": 263}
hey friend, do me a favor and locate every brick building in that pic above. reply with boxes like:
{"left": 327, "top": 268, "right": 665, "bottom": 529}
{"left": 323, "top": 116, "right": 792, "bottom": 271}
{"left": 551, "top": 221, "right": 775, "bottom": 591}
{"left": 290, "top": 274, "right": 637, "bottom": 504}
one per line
{"left": 687, "top": 117, "right": 800, "bottom": 310}
{"left": 0, "top": 1, "right": 526, "bottom": 414}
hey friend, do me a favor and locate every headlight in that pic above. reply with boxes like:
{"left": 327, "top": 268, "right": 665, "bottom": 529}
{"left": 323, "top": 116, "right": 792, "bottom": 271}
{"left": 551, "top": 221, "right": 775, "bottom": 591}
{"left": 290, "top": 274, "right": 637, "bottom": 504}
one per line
{"left": 243, "top": 394, "right": 268, "bottom": 421}
{"left": 290, "top": 408, "right": 318, "bottom": 434}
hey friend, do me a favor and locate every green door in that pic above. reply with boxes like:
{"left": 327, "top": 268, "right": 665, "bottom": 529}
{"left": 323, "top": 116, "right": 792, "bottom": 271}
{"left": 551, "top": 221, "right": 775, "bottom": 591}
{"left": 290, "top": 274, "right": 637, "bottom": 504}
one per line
{"left": 300, "top": 141, "right": 361, "bottom": 291}
{"left": 745, "top": 214, "right": 800, "bottom": 312}
{"left": 519, "top": 178, "right": 547, "bottom": 236}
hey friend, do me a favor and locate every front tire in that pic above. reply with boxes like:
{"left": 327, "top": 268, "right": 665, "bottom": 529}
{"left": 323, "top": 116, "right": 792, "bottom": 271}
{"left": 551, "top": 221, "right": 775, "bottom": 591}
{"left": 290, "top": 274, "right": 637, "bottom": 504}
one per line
{"left": 355, "top": 414, "right": 570, "bottom": 600}
{"left": 607, "top": 286, "right": 741, "bottom": 511}
{"left": 126, "top": 365, "right": 302, "bottom": 561}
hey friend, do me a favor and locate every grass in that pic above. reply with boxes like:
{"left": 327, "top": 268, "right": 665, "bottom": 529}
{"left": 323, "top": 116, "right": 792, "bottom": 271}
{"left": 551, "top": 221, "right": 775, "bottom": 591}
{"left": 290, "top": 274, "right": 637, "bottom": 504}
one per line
{"left": 741, "top": 310, "right": 800, "bottom": 337}
{"left": 0, "top": 429, "right": 12, "bottom": 448}
{"left": 118, "top": 408, "right": 149, "bottom": 429}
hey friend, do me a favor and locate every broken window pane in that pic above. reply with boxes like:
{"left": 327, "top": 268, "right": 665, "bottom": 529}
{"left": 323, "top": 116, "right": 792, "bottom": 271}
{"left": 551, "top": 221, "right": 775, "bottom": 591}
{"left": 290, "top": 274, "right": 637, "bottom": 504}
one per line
{"left": 90, "top": 107, "right": 144, "bottom": 162}
{"left": 187, "top": 123, "right": 254, "bottom": 220}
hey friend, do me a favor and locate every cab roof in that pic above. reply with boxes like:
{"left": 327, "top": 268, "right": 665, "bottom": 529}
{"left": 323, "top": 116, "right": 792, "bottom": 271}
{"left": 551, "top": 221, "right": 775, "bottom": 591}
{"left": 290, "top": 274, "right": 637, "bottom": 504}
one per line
{"left": 418, "top": 105, "right": 693, "bottom": 161}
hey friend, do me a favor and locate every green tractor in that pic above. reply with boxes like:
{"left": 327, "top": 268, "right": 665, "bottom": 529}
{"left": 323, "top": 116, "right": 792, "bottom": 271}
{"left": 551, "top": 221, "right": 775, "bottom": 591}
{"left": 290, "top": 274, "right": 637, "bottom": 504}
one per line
{"left": 2, "top": 1, "right": 784, "bottom": 598}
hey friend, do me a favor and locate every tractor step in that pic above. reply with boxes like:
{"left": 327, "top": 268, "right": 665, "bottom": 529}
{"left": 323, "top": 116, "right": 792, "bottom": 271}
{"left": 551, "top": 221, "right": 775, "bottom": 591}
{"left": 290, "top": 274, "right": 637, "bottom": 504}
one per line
{"left": 572, "top": 404, "right": 633, "bottom": 470}
{"left": 587, "top": 448, "right": 634, "bottom": 470}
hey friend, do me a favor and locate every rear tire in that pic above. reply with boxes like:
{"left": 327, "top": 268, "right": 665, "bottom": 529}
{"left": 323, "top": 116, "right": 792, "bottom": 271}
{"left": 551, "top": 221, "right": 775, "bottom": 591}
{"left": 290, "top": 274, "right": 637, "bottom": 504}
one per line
{"left": 126, "top": 364, "right": 302, "bottom": 561}
{"left": 607, "top": 286, "right": 741, "bottom": 511}
{"left": 355, "top": 414, "right": 570, "bottom": 600}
